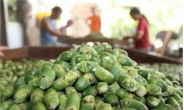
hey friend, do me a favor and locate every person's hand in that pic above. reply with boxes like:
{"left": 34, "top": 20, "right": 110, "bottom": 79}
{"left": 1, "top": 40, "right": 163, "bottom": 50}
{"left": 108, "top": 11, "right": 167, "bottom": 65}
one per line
{"left": 68, "top": 35, "right": 75, "bottom": 39}
{"left": 0, "top": 46, "right": 9, "bottom": 58}
{"left": 0, "top": 46, "right": 9, "bottom": 50}
{"left": 0, "top": 51, "right": 4, "bottom": 58}
{"left": 123, "top": 37, "right": 130, "bottom": 41}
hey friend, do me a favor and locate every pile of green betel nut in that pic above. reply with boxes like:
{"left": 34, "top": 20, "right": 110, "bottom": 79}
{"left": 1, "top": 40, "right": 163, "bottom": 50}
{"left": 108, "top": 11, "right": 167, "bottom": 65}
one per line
{"left": 140, "top": 63, "right": 183, "bottom": 87}
{"left": 0, "top": 59, "right": 37, "bottom": 87}
{"left": 0, "top": 42, "right": 182, "bottom": 110}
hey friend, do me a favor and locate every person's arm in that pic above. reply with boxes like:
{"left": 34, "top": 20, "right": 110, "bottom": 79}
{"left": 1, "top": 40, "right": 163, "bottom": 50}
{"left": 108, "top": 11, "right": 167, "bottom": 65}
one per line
{"left": 123, "top": 20, "right": 146, "bottom": 40}
{"left": 123, "top": 33, "right": 143, "bottom": 42}
{"left": 42, "top": 19, "right": 71, "bottom": 38}
{"left": 124, "top": 32, "right": 143, "bottom": 39}
{"left": 86, "top": 17, "right": 91, "bottom": 26}
{"left": 0, "top": 51, "right": 4, "bottom": 57}
{"left": 0, "top": 46, "right": 9, "bottom": 58}
{"left": 60, "top": 27, "right": 67, "bottom": 35}
{"left": 134, "top": 19, "right": 146, "bottom": 40}
{"left": 123, "top": 35, "right": 134, "bottom": 41}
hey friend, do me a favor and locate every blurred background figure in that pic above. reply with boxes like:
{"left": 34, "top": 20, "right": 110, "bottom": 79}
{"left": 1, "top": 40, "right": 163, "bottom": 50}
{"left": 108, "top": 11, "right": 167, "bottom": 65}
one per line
{"left": 87, "top": 7, "right": 101, "bottom": 33}
{"left": 60, "top": 19, "right": 73, "bottom": 35}
{"left": 40, "top": 6, "right": 72, "bottom": 46}
{"left": 123, "top": 7, "right": 151, "bottom": 51}
{"left": 71, "top": 16, "right": 91, "bottom": 38}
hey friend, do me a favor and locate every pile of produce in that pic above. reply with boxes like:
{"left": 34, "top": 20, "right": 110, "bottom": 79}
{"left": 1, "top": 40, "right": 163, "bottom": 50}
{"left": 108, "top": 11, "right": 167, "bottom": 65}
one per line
{"left": 85, "top": 32, "right": 107, "bottom": 39}
{"left": 0, "top": 42, "right": 183, "bottom": 110}
{"left": 0, "top": 59, "right": 36, "bottom": 82}
{"left": 140, "top": 63, "right": 183, "bottom": 86}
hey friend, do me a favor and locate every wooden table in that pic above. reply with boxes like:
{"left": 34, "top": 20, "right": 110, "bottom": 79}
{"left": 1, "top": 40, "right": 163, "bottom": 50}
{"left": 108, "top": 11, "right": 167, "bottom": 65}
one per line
{"left": 1, "top": 46, "right": 182, "bottom": 64}
{"left": 118, "top": 46, "right": 182, "bottom": 64}
{"left": 1, "top": 46, "right": 71, "bottom": 60}
{"left": 58, "top": 38, "right": 123, "bottom": 46}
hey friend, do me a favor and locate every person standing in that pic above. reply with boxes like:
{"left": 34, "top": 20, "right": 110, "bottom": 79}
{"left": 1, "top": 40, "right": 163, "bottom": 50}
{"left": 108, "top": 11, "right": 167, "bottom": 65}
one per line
{"left": 87, "top": 7, "right": 101, "bottom": 33}
{"left": 40, "top": 6, "right": 71, "bottom": 46}
{"left": 123, "top": 8, "right": 151, "bottom": 51}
